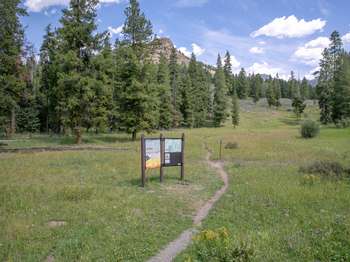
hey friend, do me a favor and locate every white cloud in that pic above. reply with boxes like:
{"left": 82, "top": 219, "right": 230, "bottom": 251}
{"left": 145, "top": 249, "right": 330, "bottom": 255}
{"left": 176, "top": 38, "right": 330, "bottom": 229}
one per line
{"left": 192, "top": 43, "right": 205, "bottom": 56}
{"left": 251, "top": 15, "right": 326, "bottom": 38}
{"left": 248, "top": 62, "right": 286, "bottom": 79}
{"left": 108, "top": 25, "right": 123, "bottom": 36}
{"left": 178, "top": 43, "right": 205, "bottom": 57}
{"left": 342, "top": 32, "right": 350, "bottom": 44}
{"left": 25, "top": 0, "right": 122, "bottom": 12}
{"left": 249, "top": 46, "right": 264, "bottom": 54}
{"left": 178, "top": 47, "right": 191, "bottom": 57}
{"left": 293, "top": 36, "right": 330, "bottom": 66}
{"left": 258, "top": 41, "right": 266, "bottom": 45}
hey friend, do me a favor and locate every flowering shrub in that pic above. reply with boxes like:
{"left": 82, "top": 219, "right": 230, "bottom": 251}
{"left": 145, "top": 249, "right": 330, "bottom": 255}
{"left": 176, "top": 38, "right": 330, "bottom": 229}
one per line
{"left": 186, "top": 228, "right": 254, "bottom": 262}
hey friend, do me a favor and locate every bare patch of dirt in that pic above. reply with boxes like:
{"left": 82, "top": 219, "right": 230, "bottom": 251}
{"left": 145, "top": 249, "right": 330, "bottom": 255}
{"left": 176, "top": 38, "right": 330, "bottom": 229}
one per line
{"left": 47, "top": 221, "right": 67, "bottom": 228}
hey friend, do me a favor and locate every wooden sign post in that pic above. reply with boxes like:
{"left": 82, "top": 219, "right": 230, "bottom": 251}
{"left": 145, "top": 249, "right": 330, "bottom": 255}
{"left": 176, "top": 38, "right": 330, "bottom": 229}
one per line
{"left": 141, "top": 133, "right": 185, "bottom": 187}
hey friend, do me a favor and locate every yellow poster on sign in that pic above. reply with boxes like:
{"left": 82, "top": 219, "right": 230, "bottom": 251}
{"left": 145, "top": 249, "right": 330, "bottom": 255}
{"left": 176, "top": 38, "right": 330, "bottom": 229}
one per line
{"left": 145, "top": 139, "right": 161, "bottom": 169}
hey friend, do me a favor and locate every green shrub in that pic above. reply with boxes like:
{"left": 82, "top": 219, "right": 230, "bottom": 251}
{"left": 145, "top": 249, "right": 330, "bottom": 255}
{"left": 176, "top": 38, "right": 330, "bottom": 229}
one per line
{"left": 299, "top": 161, "right": 348, "bottom": 180}
{"left": 301, "top": 120, "right": 320, "bottom": 138}
{"left": 335, "top": 118, "right": 350, "bottom": 128}
{"left": 225, "top": 142, "right": 239, "bottom": 149}
{"left": 186, "top": 228, "right": 254, "bottom": 262}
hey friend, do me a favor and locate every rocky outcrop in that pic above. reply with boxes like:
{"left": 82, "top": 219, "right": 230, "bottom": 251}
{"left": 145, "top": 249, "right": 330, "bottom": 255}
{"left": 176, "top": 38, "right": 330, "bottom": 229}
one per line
{"left": 149, "top": 38, "right": 190, "bottom": 65}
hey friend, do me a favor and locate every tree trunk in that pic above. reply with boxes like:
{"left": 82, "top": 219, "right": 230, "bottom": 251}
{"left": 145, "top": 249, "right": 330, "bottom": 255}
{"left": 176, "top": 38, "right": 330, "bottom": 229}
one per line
{"left": 75, "top": 127, "right": 83, "bottom": 144}
{"left": 132, "top": 130, "right": 137, "bottom": 141}
{"left": 10, "top": 107, "right": 16, "bottom": 136}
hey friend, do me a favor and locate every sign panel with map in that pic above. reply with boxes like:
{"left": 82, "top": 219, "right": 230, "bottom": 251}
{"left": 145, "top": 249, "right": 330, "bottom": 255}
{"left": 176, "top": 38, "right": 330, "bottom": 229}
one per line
{"left": 164, "top": 139, "right": 183, "bottom": 166}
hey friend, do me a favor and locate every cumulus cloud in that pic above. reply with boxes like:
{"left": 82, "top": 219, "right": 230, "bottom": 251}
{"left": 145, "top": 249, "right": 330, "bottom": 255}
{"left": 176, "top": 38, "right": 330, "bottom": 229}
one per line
{"left": 249, "top": 46, "right": 264, "bottom": 54}
{"left": 25, "top": 0, "right": 122, "bottom": 12}
{"left": 108, "top": 25, "right": 123, "bottom": 36}
{"left": 178, "top": 43, "right": 205, "bottom": 57}
{"left": 248, "top": 62, "right": 286, "bottom": 78}
{"left": 192, "top": 43, "right": 205, "bottom": 56}
{"left": 251, "top": 15, "right": 326, "bottom": 38}
{"left": 178, "top": 47, "right": 191, "bottom": 57}
{"left": 293, "top": 36, "right": 330, "bottom": 66}
{"left": 342, "top": 32, "right": 350, "bottom": 44}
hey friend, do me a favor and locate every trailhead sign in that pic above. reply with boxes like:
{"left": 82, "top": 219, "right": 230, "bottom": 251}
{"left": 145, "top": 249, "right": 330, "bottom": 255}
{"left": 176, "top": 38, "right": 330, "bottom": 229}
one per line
{"left": 141, "top": 134, "right": 185, "bottom": 187}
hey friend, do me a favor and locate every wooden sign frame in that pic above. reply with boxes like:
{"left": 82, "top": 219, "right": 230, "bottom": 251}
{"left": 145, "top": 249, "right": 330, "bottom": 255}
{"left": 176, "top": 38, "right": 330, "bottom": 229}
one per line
{"left": 141, "top": 133, "right": 185, "bottom": 187}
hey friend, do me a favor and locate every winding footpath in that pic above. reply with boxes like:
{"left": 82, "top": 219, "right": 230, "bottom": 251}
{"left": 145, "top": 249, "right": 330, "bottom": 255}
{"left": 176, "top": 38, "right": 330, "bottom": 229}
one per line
{"left": 147, "top": 149, "right": 229, "bottom": 262}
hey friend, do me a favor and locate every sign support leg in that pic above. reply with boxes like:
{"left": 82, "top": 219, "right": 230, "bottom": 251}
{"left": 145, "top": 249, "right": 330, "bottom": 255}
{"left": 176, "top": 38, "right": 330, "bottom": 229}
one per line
{"left": 160, "top": 133, "right": 164, "bottom": 183}
{"left": 181, "top": 133, "right": 185, "bottom": 181}
{"left": 141, "top": 134, "right": 145, "bottom": 187}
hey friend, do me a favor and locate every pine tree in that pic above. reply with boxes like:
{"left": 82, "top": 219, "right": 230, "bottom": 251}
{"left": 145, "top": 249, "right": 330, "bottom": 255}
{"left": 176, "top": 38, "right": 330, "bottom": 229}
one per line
{"left": 55, "top": 0, "right": 104, "bottom": 143}
{"left": 179, "top": 68, "right": 193, "bottom": 127}
{"left": 114, "top": 46, "right": 155, "bottom": 140}
{"left": 316, "top": 31, "right": 344, "bottom": 124}
{"left": 169, "top": 47, "right": 182, "bottom": 127}
{"left": 251, "top": 74, "right": 262, "bottom": 103}
{"left": 317, "top": 48, "right": 333, "bottom": 124}
{"left": 266, "top": 79, "right": 276, "bottom": 107}
{"left": 0, "top": 0, "right": 27, "bottom": 136}
{"left": 39, "top": 24, "right": 59, "bottom": 133}
{"left": 273, "top": 76, "right": 282, "bottom": 107}
{"left": 300, "top": 77, "right": 309, "bottom": 100}
{"left": 231, "top": 90, "right": 239, "bottom": 128}
{"left": 292, "top": 96, "right": 306, "bottom": 119}
{"left": 223, "top": 51, "right": 233, "bottom": 94}
{"left": 122, "top": 0, "right": 153, "bottom": 57}
{"left": 89, "top": 36, "right": 114, "bottom": 133}
{"left": 157, "top": 55, "right": 173, "bottom": 129}
{"left": 213, "top": 54, "right": 227, "bottom": 127}
{"left": 237, "top": 68, "right": 248, "bottom": 99}
{"left": 332, "top": 53, "right": 350, "bottom": 123}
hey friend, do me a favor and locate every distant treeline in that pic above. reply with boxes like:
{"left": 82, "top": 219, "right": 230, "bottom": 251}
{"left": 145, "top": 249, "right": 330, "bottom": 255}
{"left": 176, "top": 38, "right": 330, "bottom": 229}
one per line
{"left": 1, "top": 0, "right": 349, "bottom": 143}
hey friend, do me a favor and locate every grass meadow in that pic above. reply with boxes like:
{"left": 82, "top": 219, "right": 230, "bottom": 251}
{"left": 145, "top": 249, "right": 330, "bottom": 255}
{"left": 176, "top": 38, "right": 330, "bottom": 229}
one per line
{"left": 1, "top": 99, "right": 350, "bottom": 261}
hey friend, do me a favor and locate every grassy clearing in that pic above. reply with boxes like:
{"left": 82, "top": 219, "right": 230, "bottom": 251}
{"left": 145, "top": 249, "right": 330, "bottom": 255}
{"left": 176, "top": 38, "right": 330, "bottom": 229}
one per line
{"left": 0, "top": 130, "right": 222, "bottom": 261}
{"left": 1, "top": 100, "right": 350, "bottom": 261}
{"left": 176, "top": 103, "right": 350, "bottom": 261}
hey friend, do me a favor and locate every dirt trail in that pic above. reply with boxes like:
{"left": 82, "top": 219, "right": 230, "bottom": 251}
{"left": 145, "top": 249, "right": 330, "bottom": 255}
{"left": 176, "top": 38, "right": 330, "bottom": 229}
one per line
{"left": 147, "top": 150, "right": 229, "bottom": 262}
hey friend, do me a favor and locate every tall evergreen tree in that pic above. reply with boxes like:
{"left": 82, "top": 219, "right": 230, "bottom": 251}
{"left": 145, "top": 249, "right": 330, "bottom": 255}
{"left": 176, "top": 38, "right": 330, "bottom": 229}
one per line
{"left": 223, "top": 51, "right": 233, "bottom": 94}
{"left": 213, "top": 54, "right": 227, "bottom": 127}
{"left": 114, "top": 46, "right": 155, "bottom": 140}
{"left": 55, "top": 0, "right": 105, "bottom": 143}
{"left": 300, "top": 77, "right": 309, "bottom": 100}
{"left": 0, "top": 0, "right": 27, "bottom": 136}
{"left": 122, "top": 0, "right": 153, "bottom": 57}
{"left": 316, "top": 31, "right": 344, "bottom": 124}
{"left": 179, "top": 69, "right": 193, "bottom": 127}
{"left": 251, "top": 74, "right": 262, "bottom": 103}
{"left": 266, "top": 78, "right": 277, "bottom": 107}
{"left": 231, "top": 90, "right": 240, "bottom": 128}
{"left": 237, "top": 68, "right": 248, "bottom": 99}
{"left": 332, "top": 53, "right": 350, "bottom": 122}
{"left": 273, "top": 76, "right": 282, "bottom": 107}
{"left": 39, "top": 24, "right": 59, "bottom": 133}
{"left": 169, "top": 47, "right": 182, "bottom": 127}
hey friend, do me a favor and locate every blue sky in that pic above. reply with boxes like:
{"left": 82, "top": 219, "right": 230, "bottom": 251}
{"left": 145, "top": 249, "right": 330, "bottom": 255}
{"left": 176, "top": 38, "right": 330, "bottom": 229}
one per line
{"left": 22, "top": 0, "right": 350, "bottom": 79}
